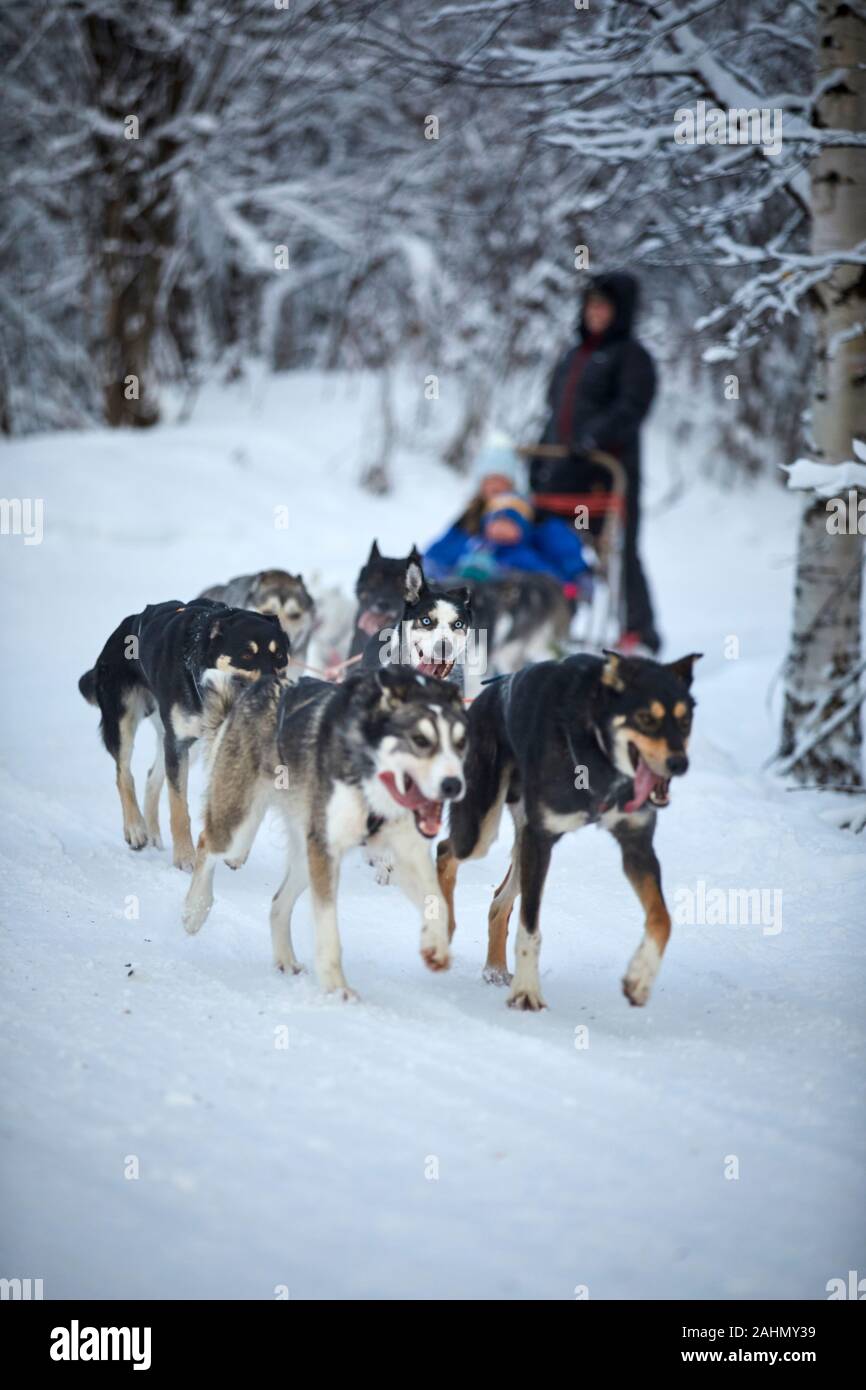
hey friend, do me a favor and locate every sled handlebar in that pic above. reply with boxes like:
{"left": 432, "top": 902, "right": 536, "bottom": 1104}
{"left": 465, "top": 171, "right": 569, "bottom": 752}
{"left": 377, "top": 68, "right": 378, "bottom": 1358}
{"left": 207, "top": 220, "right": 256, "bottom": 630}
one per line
{"left": 515, "top": 444, "right": 627, "bottom": 498}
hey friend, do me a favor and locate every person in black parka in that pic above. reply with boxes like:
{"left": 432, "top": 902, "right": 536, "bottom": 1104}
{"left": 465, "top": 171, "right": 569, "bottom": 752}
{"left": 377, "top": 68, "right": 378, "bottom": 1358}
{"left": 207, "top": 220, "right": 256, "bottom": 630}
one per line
{"left": 531, "top": 271, "right": 660, "bottom": 653}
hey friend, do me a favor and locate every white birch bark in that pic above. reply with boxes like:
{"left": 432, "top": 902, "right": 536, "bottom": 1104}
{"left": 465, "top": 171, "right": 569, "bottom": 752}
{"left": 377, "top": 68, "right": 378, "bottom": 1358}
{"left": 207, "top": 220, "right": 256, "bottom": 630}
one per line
{"left": 781, "top": 1, "right": 865, "bottom": 785}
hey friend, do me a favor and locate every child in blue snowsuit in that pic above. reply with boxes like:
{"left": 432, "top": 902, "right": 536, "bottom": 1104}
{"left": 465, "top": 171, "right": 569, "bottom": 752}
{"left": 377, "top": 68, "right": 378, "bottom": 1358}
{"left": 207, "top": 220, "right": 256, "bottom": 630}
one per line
{"left": 424, "top": 483, "right": 591, "bottom": 598}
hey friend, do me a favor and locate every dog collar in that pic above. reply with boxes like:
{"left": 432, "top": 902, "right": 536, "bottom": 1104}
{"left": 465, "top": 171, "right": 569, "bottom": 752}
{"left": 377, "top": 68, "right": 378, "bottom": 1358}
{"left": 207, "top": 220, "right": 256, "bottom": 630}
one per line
{"left": 568, "top": 722, "right": 633, "bottom": 817}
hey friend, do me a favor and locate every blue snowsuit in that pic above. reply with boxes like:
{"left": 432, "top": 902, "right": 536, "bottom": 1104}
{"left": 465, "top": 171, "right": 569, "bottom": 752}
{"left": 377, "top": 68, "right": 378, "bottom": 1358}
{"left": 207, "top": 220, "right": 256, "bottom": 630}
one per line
{"left": 424, "top": 506, "right": 589, "bottom": 586}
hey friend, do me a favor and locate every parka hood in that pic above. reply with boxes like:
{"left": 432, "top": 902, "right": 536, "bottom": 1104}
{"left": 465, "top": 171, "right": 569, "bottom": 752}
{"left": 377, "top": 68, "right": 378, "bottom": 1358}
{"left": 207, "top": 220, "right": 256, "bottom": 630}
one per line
{"left": 579, "top": 271, "right": 640, "bottom": 342}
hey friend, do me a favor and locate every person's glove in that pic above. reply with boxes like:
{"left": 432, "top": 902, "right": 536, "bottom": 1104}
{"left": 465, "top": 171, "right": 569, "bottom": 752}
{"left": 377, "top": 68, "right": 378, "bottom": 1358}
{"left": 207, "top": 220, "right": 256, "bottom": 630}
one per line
{"left": 572, "top": 433, "right": 601, "bottom": 461}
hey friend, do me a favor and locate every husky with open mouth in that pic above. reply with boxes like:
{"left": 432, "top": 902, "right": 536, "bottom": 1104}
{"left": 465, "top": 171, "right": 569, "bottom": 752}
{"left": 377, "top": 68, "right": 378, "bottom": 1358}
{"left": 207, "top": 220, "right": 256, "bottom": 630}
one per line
{"left": 355, "top": 561, "right": 472, "bottom": 888}
{"left": 436, "top": 649, "right": 701, "bottom": 1010}
{"left": 182, "top": 665, "right": 469, "bottom": 1000}
{"left": 360, "top": 560, "right": 473, "bottom": 685}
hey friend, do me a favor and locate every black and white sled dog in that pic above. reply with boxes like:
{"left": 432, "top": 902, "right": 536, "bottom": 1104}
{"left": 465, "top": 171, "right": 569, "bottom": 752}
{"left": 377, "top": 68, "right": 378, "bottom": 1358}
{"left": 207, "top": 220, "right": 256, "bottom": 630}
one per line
{"left": 437, "top": 649, "right": 700, "bottom": 1010}
{"left": 200, "top": 570, "right": 315, "bottom": 667}
{"left": 351, "top": 541, "right": 568, "bottom": 681}
{"left": 360, "top": 560, "right": 474, "bottom": 685}
{"left": 358, "top": 559, "right": 472, "bottom": 884}
{"left": 349, "top": 540, "right": 423, "bottom": 658}
{"left": 78, "top": 599, "right": 289, "bottom": 870}
{"left": 182, "top": 665, "right": 470, "bottom": 1000}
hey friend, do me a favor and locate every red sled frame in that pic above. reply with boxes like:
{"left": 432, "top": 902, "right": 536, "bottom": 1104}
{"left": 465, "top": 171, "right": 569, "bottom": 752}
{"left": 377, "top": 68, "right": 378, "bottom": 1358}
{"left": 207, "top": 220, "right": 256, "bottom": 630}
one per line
{"left": 517, "top": 444, "right": 627, "bottom": 650}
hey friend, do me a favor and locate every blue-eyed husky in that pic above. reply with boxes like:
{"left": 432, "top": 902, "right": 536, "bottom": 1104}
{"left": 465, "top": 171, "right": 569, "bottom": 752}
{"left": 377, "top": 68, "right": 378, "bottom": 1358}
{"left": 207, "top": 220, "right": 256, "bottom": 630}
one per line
{"left": 360, "top": 561, "right": 475, "bottom": 685}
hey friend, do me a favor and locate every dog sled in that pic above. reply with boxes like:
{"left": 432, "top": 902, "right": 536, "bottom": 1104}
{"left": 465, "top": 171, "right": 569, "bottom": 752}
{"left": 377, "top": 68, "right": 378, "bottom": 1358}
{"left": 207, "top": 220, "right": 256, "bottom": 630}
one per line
{"left": 297, "top": 442, "right": 630, "bottom": 691}
{"left": 516, "top": 443, "right": 627, "bottom": 651}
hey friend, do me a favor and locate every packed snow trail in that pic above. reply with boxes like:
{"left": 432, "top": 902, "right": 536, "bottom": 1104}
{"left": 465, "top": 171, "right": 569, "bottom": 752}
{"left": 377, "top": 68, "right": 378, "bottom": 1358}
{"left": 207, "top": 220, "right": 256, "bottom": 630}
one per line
{"left": 1, "top": 372, "right": 863, "bottom": 1299}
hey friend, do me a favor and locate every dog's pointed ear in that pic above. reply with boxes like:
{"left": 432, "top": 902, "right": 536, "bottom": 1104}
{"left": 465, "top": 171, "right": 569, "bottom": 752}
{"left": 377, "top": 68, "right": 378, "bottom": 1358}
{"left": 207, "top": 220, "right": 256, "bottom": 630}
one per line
{"left": 368, "top": 539, "right": 380, "bottom": 562}
{"left": 600, "top": 649, "right": 626, "bottom": 692}
{"left": 408, "top": 544, "right": 422, "bottom": 566}
{"left": 666, "top": 652, "right": 702, "bottom": 689}
{"left": 376, "top": 665, "right": 411, "bottom": 707}
{"left": 404, "top": 560, "right": 426, "bottom": 604}
{"left": 209, "top": 619, "right": 222, "bottom": 641}
{"left": 450, "top": 585, "right": 472, "bottom": 611}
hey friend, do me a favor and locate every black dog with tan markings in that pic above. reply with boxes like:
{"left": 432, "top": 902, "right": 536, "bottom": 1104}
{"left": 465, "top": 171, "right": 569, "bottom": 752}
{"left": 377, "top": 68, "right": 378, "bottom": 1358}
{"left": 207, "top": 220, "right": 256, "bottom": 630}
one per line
{"left": 199, "top": 569, "right": 315, "bottom": 665}
{"left": 436, "top": 649, "right": 700, "bottom": 1009}
{"left": 78, "top": 598, "right": 289, "bottom": 869}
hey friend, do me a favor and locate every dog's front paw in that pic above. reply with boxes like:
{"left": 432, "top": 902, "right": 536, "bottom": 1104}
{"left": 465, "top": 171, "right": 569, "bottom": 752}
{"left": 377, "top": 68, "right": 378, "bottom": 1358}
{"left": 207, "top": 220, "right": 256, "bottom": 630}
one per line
{"left": 125, "top": 818, "right": 149, "bottom": 851}
{"left": 483, "top": 964, "right": 512, "bottom": 986}
{"left": 330, "top": 985, "right": 360, "bottom": 1002}
{"left": 622, "top": 940, "right": 661, "bottom": 1007}
{"left": 622, "top": 974, "right": 651, "bottom": 1007}
{"left": 147, "top": 830, "right": 164, "bottom": 850}
{"left": 420, "top": 941, "right": 450, "bottom": 972}
{"left": 182, "top": 897, "right": 211, "bottom": 935}
{"left": 173, "top": 847, "right": 196, "bottom": 873}
{"left": 507, "top": 986, "right": 547, "bottom": 1011}
{"left": 373, "top": 860, "right": 393, "bottom": 886}
{"left": 224, "top": 854, "right": 247, "bottom": 871}
{"left": 275, "top": 958, "right": 304, "bottom": 976}
{"left": 319, "top": 965, "right": 359, "bottom": 1001}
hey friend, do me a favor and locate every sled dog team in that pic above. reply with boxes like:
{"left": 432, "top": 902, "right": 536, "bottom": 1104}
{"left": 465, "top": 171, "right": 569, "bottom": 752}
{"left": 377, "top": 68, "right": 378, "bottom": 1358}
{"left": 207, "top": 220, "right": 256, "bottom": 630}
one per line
{"left": 79, "top": 544, "right": 700, "bottom": 1010}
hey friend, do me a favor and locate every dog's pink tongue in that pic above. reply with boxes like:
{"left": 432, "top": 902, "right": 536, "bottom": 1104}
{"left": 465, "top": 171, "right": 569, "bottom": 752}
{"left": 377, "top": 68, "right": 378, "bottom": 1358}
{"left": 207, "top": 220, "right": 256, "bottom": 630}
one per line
{"left": 417, "top": 659, "right": 453, "bottom": 680}
{"left": 625, "top": 759, "right": 656, "bottom": 813}
{"left": 359, "top": 609, "right": 387, "bottom": 636}
{"left": 378, "top": 772, "right": 442, "bottom": 836}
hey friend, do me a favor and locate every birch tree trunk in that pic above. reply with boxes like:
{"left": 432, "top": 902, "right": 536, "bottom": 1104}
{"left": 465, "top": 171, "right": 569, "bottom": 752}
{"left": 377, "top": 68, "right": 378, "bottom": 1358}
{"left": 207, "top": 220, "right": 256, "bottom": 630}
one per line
{"left": 780, "top": 0, "right": 866, "bottom": 784}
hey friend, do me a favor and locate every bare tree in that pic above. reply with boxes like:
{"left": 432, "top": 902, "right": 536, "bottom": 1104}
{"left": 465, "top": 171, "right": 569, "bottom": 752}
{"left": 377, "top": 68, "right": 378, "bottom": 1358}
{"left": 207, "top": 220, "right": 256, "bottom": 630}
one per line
{"left": 1, "top": 0, "right": 384, "bottom": 432}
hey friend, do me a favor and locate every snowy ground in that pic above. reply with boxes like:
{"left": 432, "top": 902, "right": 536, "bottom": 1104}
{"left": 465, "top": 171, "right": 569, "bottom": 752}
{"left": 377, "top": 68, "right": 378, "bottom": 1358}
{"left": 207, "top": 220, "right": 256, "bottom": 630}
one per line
{"left": 1, "top": 369, "right": 864, "bottom": 1300}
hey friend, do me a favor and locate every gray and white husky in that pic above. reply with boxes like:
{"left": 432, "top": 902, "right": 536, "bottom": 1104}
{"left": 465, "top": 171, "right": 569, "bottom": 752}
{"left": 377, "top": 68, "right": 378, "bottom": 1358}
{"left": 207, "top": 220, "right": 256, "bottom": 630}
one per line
{"left": 200, "top": 570, "right": 315, "bottom": 666}
{"left": 358, "top": 559, "right": 474, "bottom": 883}
{"left": 182, "top": 665, "right": 469, "bottom": 999}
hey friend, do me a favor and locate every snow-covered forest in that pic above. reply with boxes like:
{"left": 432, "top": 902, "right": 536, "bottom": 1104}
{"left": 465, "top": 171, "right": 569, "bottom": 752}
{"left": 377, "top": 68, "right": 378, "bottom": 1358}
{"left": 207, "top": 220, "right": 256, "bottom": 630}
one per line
{"left": 0, "top": 0, "right": 832, "bottom": 461}
{"left": 0, "top": 0, "right": 864, "bottom": 1306}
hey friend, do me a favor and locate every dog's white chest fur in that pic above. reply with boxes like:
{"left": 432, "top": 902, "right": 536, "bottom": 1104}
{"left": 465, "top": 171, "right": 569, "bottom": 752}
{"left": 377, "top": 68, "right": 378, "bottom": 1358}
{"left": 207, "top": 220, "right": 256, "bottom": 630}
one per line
{"left": 541, "top": 806, "right": 589, "bottom": 835}
{"left": 600, "top": 805, "right": 655, "bottom": 832}
{"left": 169, "top": 703, "right": 203, "bottom": 741}
{"left": 325, "top": 782, "right": 372, "bottom": 853}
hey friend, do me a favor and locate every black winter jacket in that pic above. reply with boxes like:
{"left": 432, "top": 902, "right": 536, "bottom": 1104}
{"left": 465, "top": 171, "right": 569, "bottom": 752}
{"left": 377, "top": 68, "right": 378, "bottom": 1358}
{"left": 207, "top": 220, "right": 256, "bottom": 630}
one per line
{"left": 533, "top": 272, "right": 656, "bottom": 493}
